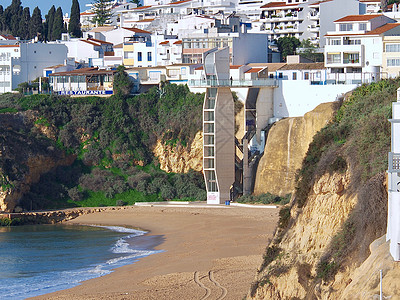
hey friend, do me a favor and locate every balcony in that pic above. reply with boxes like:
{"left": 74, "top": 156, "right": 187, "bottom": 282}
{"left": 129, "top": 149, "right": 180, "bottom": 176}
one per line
{"left": 188, "top": 78, "right": 278, "bottom": 88}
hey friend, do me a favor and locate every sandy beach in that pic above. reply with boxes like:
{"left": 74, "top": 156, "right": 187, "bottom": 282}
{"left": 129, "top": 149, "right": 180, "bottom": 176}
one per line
{"left": 30, "top": 204, "right": 279, "bottom": 300}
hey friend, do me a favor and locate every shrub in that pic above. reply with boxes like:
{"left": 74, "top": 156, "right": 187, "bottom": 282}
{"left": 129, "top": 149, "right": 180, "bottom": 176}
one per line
{"left": 68, "top": 187, "right": 83, "bottom": 201}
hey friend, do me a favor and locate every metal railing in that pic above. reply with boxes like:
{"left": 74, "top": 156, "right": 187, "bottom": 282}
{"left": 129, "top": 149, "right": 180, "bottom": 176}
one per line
{"left": 389, "top": 152, "right": 400, "bottom": 172}
{"left": 188, "top": 79, "right": 278, "bottom": 87}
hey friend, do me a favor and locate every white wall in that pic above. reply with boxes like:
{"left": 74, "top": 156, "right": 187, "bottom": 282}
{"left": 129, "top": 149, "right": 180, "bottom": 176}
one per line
{"left": 232, "top": 33, "right": 268, "bottom": 65}
{"left": 274, "top": 80, "right": 357, "bottom": 117}
{"left": 319, "top": 0, "right": 362, "bottom": 46}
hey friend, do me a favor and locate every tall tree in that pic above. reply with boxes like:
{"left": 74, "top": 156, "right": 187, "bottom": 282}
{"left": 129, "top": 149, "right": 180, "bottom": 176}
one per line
{"left": 69, "top": 0, "right": 82, "bottom": 38}
{"left": 276, "top": 36, "right": 301, "bottom": 62}
{"left": 18, "top": 7, "right": 30, "bottom": 40}
{"left": 44, "top": 5, "right": 56, "bottom": 41}
{"left": 30, "top": 7, "right": 43, "bottom": 40}
{"left": 113, "top": 65, "right": 133, "bottom": 98}
{"left": 91, "top": 0, "right": 113, "bottom": 26}
{"left": 52, "top": 7, "right": 65, "bottom": 40}
{"left": 4, "top": 0, "right": 23, "bottom": 36}
{"left": 0, "top": 6, "right": 4, "bottom": 32}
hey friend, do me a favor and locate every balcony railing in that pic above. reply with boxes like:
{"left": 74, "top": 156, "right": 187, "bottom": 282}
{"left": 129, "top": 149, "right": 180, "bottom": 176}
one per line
{"left": 389, "top": 152, "right": 400, "bottom": 172}
{"left": 188, "top": 79, "right": 278, "bottom": 87}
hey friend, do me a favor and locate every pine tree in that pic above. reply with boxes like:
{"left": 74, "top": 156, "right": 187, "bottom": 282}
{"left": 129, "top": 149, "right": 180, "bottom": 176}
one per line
{"left": 0, "top": 6, "right": 3, "bottom": 32}
{"left": 52, "top": 7, "right": 64, "bottom": 40}
{"left": 4, "top": 0, "right": 23, "bottom": 36}
{"left": 44, "top": 5, "right": 56, "bottom": 41}
{"left": 18, "top": 7, "right": 30, "bottom": 40}
{"left": 91, "top": 0, "right": 113, "bottom": 26}
{"left": 30, "top": 7, "right": 43, "bottom": 40}
{"left": 69, "top": 0, "right": 82, "bottom": 38}
{"left": 113, "top": 65, "right": 133, "bottom": 98}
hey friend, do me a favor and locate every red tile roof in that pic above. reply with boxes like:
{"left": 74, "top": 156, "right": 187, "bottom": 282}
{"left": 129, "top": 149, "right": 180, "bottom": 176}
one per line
{"left": 230, "top": 65, "right": 242, "bottom": 69}
{"left": 88, "top": 38, "right": 113, "bottom": 45}
{"left": 260, "top": 1, "right": 298, "bottom": 8}
{"left": 365, "top": 23, "right": 400, "bottom": 35}
{"left": 245, "top": 68, "right": 262, "bottom": 73}
{"left": 159, "top": 41, "right": 170, "bottom": 45}
{"left": 170, "top": 0, "right": 192, "bottom": 5}
{"left": 334, "top": 14, "right": 383, "bottom": 22}
{"left": 195, "top": 66, "right": 204, "bottom": 70}
{"left": 0, "top": 44, "right": 19, "bottom": 47}
{"left": 0, "top": 34, "right": 16, "bottom": 40}
{"left": 122, "top": 27, "right": 152, "bottom": 34}
{"left": 173, "top": 40, "right": 183, "bottom": 44}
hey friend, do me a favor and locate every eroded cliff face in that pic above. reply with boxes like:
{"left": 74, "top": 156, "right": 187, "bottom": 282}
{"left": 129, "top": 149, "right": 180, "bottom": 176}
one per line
{"left": 152, "top": 131, "right": 203, "bottom": 173}
{"left": 254, "top": 102, "right": 338, "bottom": 196}
{"left": 0, "top": 112, "right": 75, "bottom": 212}
{"left": 252, "top": 171, "right": 355, "bottom": 299}
{"left": 250, "top": 170, "right": 388, "bottom": 300}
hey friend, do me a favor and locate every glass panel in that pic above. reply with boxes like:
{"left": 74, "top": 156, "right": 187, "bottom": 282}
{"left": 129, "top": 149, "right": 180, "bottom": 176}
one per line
{"left": 204, "top": 146, "right": 214, "bottom": 157}
{"left": 204, "top": 134, "right": 214, "bottom": 145}
{"left": 204, "top": 111, "right": 214, "bottom": 122}
{"left": 204, "top": 123, "right": 214, "bottom": 133}
{"left": 204, "top": 158, "right": 214, "bottom": 169}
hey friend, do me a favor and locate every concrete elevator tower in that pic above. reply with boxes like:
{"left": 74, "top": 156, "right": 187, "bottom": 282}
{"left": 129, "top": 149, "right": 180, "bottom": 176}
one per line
{"left": 203, "top": 47, "right": 235, "bottom": 204}
{"left": 387, "top": 87, "right": 400, "bottom": 261}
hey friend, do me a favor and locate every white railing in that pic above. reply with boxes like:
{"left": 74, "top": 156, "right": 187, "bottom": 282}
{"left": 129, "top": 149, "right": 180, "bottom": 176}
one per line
{"left": 188, "top": 79, "right": 278, "bottom": 87}
{"left": 389, "top": 152, "right": 400, "bottom": 172}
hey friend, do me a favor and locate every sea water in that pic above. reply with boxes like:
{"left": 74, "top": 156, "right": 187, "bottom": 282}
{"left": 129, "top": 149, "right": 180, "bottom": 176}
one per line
{"left": 0, "top": 224, "right": 162, "bottom": 299}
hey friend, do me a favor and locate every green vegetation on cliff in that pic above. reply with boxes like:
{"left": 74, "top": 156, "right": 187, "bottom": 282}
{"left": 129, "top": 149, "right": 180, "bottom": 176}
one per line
{"left": 252, "top": 78, "right": 398, "bottom": 295}
{"left": 0, "top": 83, "right": 205, "bottom": 211}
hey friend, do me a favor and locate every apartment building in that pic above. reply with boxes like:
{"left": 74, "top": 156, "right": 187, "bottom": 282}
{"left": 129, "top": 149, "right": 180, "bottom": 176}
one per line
{"left": 0, "top": 42, "right": 68, "bottom": 93}
{"left": 259, "top": 0, "right": 363, "bottom": 46}
{"left": 382, "top": 34, "right": 400, "bottom": 78}
{"left": 324, "top": 14, "right": 399, "bottom": 83}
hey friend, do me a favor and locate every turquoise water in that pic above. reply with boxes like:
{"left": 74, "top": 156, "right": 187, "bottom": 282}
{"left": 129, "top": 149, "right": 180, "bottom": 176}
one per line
{"left": 0, "top": 224, "right": 162, "bottom": 299}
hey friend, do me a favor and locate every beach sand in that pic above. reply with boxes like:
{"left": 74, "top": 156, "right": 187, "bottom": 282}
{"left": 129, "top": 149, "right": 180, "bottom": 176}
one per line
{"left": 31, "top": 205, "right": 279, "bottom": 300}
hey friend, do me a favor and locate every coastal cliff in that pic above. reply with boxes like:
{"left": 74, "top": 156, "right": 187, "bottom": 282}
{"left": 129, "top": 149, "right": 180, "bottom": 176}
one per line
{"left": 0, "top": 84, "right": 205, "bottom": 212}
{"left": 153, "top": 131, "right": 203, "bottom": 173}
{"left": 250, "top": 78, "right": 399, "bottom": 299}
{"left": 254, "top": 102, "right": 338, "bottom": 196}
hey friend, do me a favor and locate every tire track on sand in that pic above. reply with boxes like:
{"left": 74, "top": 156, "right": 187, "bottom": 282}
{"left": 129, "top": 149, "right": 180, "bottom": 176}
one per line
{"left": 194, "top": 271, "right": 211, "bottom": 299}
{"left": 209, "top": 271, "right": 228, "bottom": 300}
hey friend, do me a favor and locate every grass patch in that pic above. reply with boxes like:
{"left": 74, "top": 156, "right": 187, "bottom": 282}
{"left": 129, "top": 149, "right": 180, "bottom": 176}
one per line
{"left": 237, "top": 193, "right": 291, "bottom": 205}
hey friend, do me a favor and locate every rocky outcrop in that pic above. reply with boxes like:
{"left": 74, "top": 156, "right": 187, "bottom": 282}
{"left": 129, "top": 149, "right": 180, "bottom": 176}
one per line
{"left": 341, "top": 235, "right": 400, "bottom": 300}
{"left": 0, "top": 112, "right": 75, "bottom": 212}
{"left": 254, "top": 102, "right": 338, "bottom": 196}
{"left": 153, "top": 131, "right": 203, "bottom": 173}
{"left": 250, "top": 169, "right": 388, "bottom": 299}
{"left": 0, "top": 206, "right": 128, "bottom": 224}
{"left": 252, "top": 170, "right": 355, "bottom": 299}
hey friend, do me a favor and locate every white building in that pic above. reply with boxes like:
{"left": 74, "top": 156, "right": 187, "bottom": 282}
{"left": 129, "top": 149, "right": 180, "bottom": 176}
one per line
{"left": 324, "top": 14, "right": 399, "bottom": 84}
{"left": 387, "top": 87, "right": 400, "bottom": 261}
{"left": 0, "top": 42, "right": 68, "bottom": 93}
{"left": 259, "top": 0, "right": 364, "bottom": 46}
{"left": 57, "top": 37, "right": 114, "bottom": 66}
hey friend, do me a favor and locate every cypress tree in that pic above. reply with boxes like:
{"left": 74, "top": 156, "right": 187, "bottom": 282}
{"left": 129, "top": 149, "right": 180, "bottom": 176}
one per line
{"left": 91, "top": 0, "right": 113, "bottom": 26}
{"left": 52, "top": 7, "right": 64, "bottom": 40}
{"left": 30, "top": 7, "right": 43, "bottom": 40}
{"left": 18, "top": 7, "right": 30, "bottom": 40}
{"left": 0, "top": 6, "right": 4, "bottom": 32}
{"left": 4, "top": 0, "right": 23, "bottom": 36}
{"left": 45, "top": 5, "right": 56, "bottom": 41}
{"left": 69, "top": 0, "right": 82, "bottom": 38}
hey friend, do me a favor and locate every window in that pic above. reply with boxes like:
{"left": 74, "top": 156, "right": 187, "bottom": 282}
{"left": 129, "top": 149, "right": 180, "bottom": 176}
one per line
{"left": 278, "top": 72, "right": 283, "bottom": 78}
{"left": 331, "top": 39, "right": 341, "bottom": 45}
{"left": 386, "top": 44, "right": 400, "bottom": 52}
{"left": 304, "top": 72, "right": 309, "bottom": 80}
{"left": 387, "top": 58, "right": 400, "bottom": 66}
{"left": 359, "top": 23, "right": 367, "bottom": 31}
{"left": 339, "top": 23, "right": 353, "bottom": 31}
{"left": 292, "top": 72, "right": 297, "bottom": 80}
{"left": 327, "top": 53, "right": 341, "bottom": 64}
{"left": 138, "top": 52, "right": 142, "bottom": 61}
{"left": 147, "top": 52, "right": 152, "bottom": 61}
{"left": 343, "top": 53, "right": 359, "bottom": 64}
{"left": 124, "top": 51, "right": 134, "bottom": 59}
